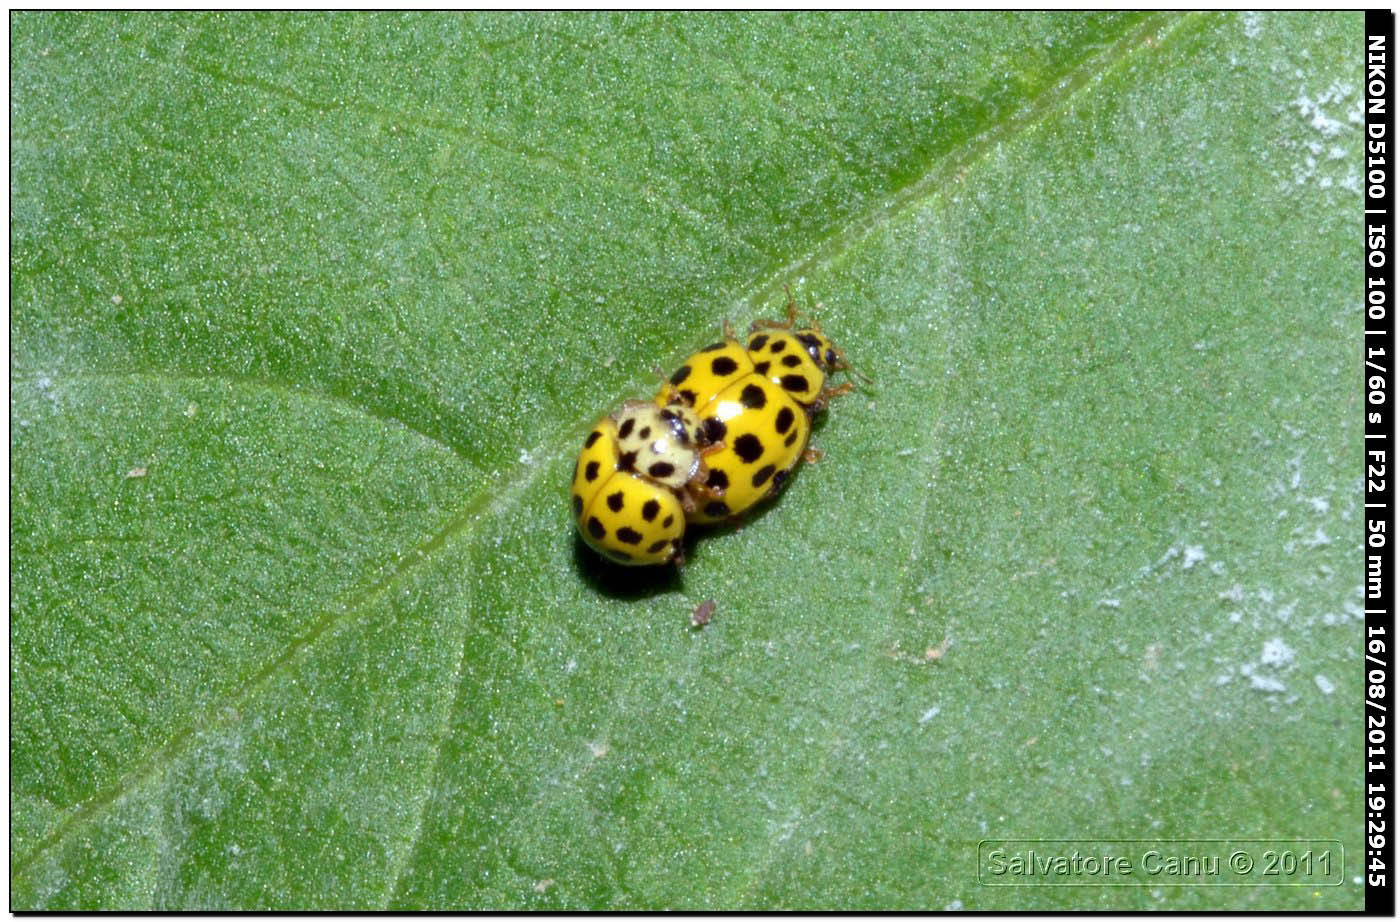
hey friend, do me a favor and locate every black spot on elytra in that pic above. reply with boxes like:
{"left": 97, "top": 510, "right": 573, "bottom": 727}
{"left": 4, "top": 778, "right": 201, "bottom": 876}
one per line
{"left": 734, "top": 433, "right": 764, "bottom": 463}
{"left": 607, "top": 491, "right": 624, "bottom": 512}
{"left": 639, "top": 426, "right": 651, "bottom": 440}
{"left": 648, "top": 461, "right": 675, "bottom": 479}
{"left": 703, "top": 417, "right": 727, "bottom": 442}
{"left": 587, "top": 517, "right": 606, "bottom": 539}
{"left": 773, "top": 468, "right": 789, "bottom": 490}
{"left": 706, "top": 468, "right": 729, "bottom": 489}
{"left": 780, "top": 374, "right": 809, "bottom": 393}
{"left": 616, "top": 526, "right": 643, "bottom": 545}
{"left": 769, "top": 338, "right": 787, "bottom": 353}
{"left": 679, "top": 388, "right": 697, "bottom": 405}
{"left": 618, "top": 417, "right": 635, "bottom": 439}
{"left": 647, "top": 539, "right": 669, "bottom": 554}
{"left": 663, "top": 514, "right": 675, "bottom": 527}
{"left": 784, "top": 430, "right": 798, "bottom": 447}
{"left": 670, "top": 364, "right": 691, "bottom": 386}
{"left": 740, "top": 383, "right": 766, "bottom": 409}
{"left": 711, "top": 355, "right": 738, "bottom": 376}
{"left": 754, "top": 360, "right": 771, "bottom": 376}
{"left": 584, "top": 430, "right": 602, "bottom": 448}
{"left": 749, "top": 333, "right": 769, "bottom": 351}
{"left": 572, "top": 494, "right": 583, "bottom": 517}
{"left": 704, "top": 500, "right": 731, "bottom": 517}
{"left": 584, "top": 460, "right": 601, "bottom": 482}
{"left": 775, "top": 406, "right": 794, "bottom": 434}
{"left": 752, "top": 464, "right": 776, "bottom": 488}
{"left": 781, "top": 354, "right": 802, "bottom": 368}
{"left": 701, "top": 341, "right": 726, "bottom": 352}
{"left": 619, "top": 451, "right": 638, "bottom": 471}
{"left": 641, "top": 499, "right": 660, "bottom": 521}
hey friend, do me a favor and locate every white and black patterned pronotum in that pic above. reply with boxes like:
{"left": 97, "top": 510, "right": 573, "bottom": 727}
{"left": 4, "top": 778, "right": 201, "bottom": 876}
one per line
{"left": 570, "top": 399, "right": 721, "bottom": 566}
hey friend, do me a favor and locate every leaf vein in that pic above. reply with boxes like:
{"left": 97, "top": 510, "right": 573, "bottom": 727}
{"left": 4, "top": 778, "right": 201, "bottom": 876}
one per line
{"left": 734, "top": 11, "right": 1194, "bottom": 318}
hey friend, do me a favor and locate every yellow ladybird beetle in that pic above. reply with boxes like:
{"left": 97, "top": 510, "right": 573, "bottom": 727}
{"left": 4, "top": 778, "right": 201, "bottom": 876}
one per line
{"left": 570, "top": 398, "right": 722, "bottom": 566}
{"left": 657, "top": 293, "right": 855, "bottom": 523}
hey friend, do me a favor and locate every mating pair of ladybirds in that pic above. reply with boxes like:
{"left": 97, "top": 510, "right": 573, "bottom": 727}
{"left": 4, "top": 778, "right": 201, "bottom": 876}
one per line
{"left": 571, "top": 296, "right": 857, "bottom": 567}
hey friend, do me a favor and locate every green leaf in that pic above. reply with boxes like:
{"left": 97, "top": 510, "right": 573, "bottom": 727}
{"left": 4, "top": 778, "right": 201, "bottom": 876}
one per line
{"left": 12, "top": 11, "right": 1361, "bottom": 909}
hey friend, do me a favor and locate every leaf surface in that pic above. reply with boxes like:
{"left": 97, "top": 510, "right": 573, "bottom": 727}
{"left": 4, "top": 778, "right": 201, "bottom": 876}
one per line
{"left": 11, "top": 11, "right": 1361, "bottom": 909}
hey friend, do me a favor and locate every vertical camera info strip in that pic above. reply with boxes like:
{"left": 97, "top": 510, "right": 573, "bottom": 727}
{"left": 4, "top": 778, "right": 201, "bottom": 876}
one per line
{"left": 1366, "top": 9, "right": 1395, "bottom": 916}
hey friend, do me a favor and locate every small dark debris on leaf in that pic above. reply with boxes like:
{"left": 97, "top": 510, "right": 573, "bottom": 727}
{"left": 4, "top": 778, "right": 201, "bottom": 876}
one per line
{"left": 691, "top": 599, "right": 716, "bottom": 628}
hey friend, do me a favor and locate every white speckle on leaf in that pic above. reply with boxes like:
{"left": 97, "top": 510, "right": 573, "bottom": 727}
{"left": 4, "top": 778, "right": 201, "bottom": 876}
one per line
{"left": 1315, "top": 675, "right": 1336, "bottom": 695}
{"left": 1250, "top": 674, "right": 1287, "bottom": 693}
{"left": 1182, "top": 545, "right": 1206, "bottom": 569}
{"left": 1285, "top": 81, "right": 1361, "bottom": 192}
{"left": 1242, "top": 11, "right": 1261, "bottom": 38}
{"left": 1294, "top": 85, "right": 1349, "bottom": 137}
{"left": 1100, "top": 598, "right": 1121, "bottom": 609}
{"left": 1287, "top": 453, "right": 1304, "bottom": 489}
{"left": 33, "top": 374, "right": 62, "bottom": 411}
{"left": 1219, "top": 583, "right": 1245, "bottom": 603}
{"left": 1260, "top": 637, "right": 1295, "bottom": 667}
{"left": 918, "top": 705, "right": 941, "bottom": 725}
